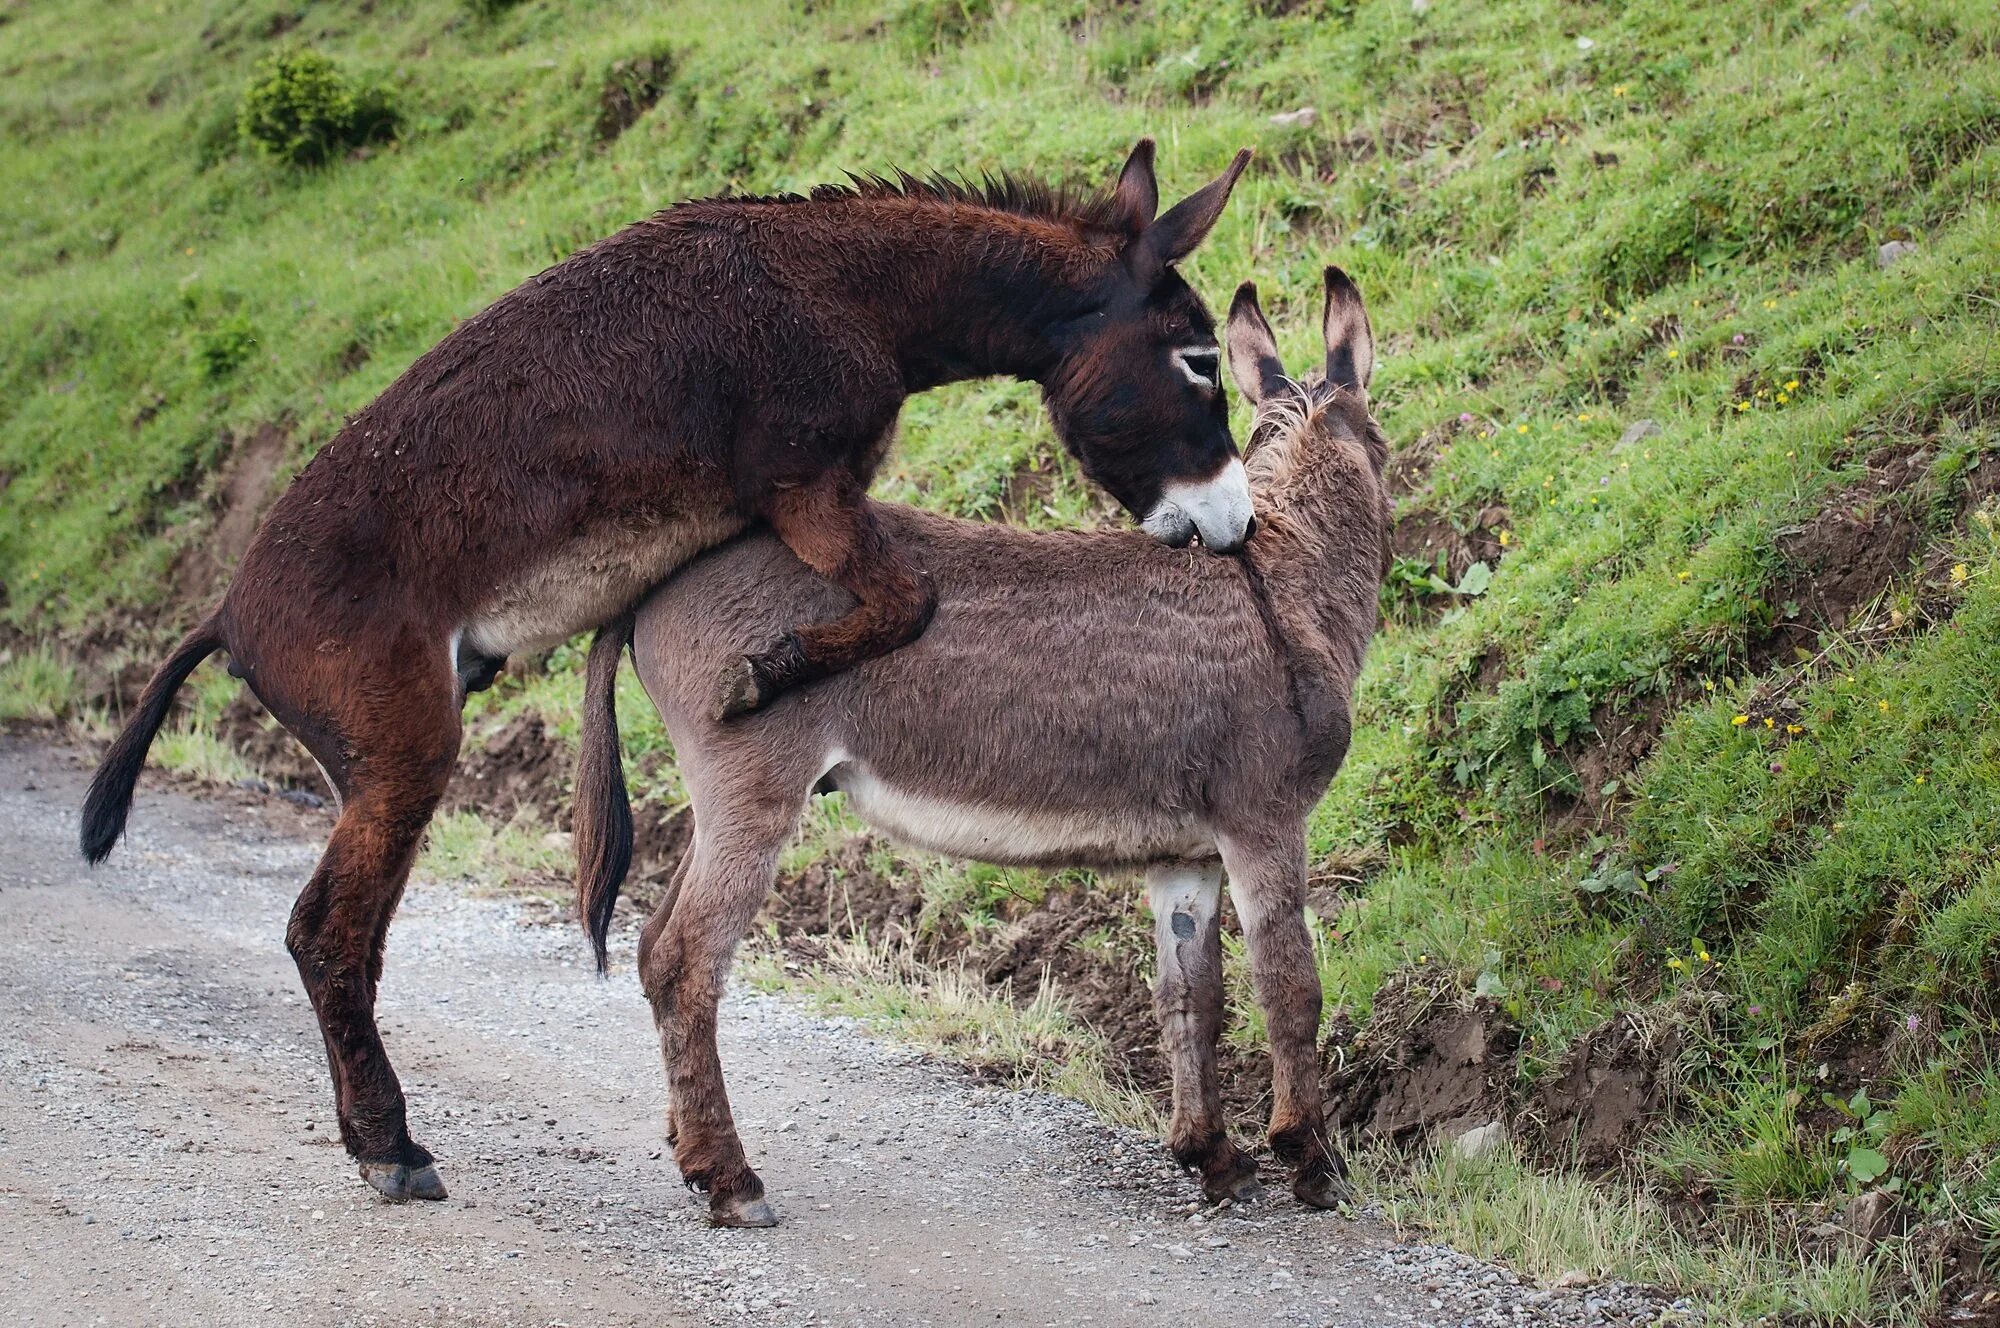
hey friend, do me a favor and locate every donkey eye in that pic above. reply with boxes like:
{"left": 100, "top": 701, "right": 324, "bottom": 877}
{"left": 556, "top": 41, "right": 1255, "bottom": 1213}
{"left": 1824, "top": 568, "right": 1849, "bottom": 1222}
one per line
{"left": 1173, "top": 348, "right": 1221, "bottom": 390}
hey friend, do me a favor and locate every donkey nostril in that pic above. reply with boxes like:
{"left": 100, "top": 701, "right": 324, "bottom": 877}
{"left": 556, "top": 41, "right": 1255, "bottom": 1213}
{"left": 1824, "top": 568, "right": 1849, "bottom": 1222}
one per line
{"left": 1242, "top": 515, "right": 1258, "bottom": 541}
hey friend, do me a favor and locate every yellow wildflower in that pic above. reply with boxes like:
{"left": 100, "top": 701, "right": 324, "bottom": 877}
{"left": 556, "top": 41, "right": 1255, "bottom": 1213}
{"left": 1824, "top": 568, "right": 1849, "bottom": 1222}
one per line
{"left": 1763, "top": 717, "right": 1775, "bottom": 729}
{"left": 1776, "top": 393, "right": 1789, "bottom": 404}
{"left": 1666, "top": 348, "right": 1679, "bottom": 359}
{"left": 1612, "top": 84, "right": 1629, "bottom": 97}
{"left": 1677, "top": 570, "right": 1692, "bottom": 581}
{"left": 1518, "top": 423, "right": 1530, "bottom": 434}
{"left": 1784, "top": 379, "right": 1800, "bottom": 391}
{"left": 1736, "top": 401, "right": 1751, "bottom": 412}
{"left": 1498, "top": 529, "right": 1513, "bottom": 547}
{"left": 1877, "top": 699, "right": 1890, "bottom": 713}
{"left": 1732, "top": 714, "right": 1750, "bottom": 726}
{"left": 1698, "top": 950, "right": 1711, "bottom": 963}
{"left": 1951, "top": 563, "right": 1970, "bottom": 584}
{"left": 1915, "top": 774, "right": 1927, "bottom": 785}
{"left": 1667, "top": 956, "right": 1684, "bottom": 970}
{"left": 1786, "top": 723, "right": 1803, "bottom": 735}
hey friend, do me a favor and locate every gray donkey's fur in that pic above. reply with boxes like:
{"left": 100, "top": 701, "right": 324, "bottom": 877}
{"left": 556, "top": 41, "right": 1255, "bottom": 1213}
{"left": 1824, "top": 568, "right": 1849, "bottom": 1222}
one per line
{"left": 575, "top": 269, "right": 1391, "bottom": 1226}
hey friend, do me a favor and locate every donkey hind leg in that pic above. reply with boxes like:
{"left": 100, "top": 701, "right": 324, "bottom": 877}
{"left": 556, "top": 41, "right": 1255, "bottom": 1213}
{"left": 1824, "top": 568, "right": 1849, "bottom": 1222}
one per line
{"left": 284, "top": 675, "right": 461, "bottom": 1203}
{"left": 637, "top": 846, "right": 695, "bottom": 1154}
{"left": 639, "top": 805, "right": 799, "bottom": 1227}
{"left": 1218, "top": 835, "right": 1351, "bottom": 1210}
{"left": 717, "top": 470, "right": 935, "bottom": 720}
{"left": 1147, "top": 860, "right": 1262, "bottom": 1205}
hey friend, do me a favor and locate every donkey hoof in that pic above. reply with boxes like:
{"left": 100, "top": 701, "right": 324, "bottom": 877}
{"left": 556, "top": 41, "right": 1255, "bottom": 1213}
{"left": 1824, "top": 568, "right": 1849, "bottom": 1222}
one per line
{"left": 1213, "top": 1173, "right": 1267, "bottom": 1205}
{"left": 713, "top": 658, "right": 767, "bottom": 721}
{"left": 1292, "top": 1169, "right": 1352, "bottom": 1210}
{"left": 1201, "top": 1152, "right": 1265, "bottom": 1205}
{"left": 710, "top": 1194, "right": 779, "bottom": 1228}
{"left": 360, "top": 1160, "right": 449, "bottom": 1203}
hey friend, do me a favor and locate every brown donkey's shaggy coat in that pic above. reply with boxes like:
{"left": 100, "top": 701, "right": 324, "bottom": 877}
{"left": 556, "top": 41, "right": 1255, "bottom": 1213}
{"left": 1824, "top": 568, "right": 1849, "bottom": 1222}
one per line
{"left": 80, "top": 142, "right": 1256, "bottom": 1203}
{"left": 577, "top": 269, "right": 1391, "bottom": 1225}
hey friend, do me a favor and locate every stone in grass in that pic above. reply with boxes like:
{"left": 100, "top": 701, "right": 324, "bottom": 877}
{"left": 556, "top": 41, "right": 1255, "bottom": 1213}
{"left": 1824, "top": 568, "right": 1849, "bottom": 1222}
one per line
{"left": 1878, "top": 239, "right": 1919, "bottom": 269}
{"left": 1843, "top": 1188, "right": 1904, "bottom": 1243}
{"left": 1618, "top": 418, "right": 1662, "bottom": 449}
{"left": 1269, "top": 107, "right": 1317, "bottom": 128}
{"left": 1450, "top": 1119, "right": 1507, "bottom": 1159}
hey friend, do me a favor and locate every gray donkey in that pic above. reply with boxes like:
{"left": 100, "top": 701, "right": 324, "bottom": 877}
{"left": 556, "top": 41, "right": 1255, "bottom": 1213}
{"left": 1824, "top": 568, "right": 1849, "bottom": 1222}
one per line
{"left": 573, "top": 268, "right": 1392, "bottom": 1226}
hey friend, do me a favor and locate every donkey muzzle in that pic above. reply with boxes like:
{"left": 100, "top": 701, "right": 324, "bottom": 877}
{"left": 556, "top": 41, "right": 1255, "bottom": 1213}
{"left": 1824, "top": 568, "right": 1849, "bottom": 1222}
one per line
{"left": 1141, "top": 456, "right": 1255, "bottom": 553}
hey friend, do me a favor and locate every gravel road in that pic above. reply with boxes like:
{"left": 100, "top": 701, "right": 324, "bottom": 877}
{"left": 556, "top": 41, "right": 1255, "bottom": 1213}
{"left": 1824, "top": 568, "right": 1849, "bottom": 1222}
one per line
{"left": 0, "top": 737, "right": 1678, "bottom": 1327}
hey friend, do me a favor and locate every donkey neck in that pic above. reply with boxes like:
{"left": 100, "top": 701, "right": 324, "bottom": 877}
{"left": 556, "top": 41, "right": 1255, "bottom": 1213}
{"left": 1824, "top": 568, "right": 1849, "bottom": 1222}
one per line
{"left": 1243, "top": 426, "right": 1391, "bottom": 718}
{"left": 803, "top": 200, "right": 1100, "bottom": 391}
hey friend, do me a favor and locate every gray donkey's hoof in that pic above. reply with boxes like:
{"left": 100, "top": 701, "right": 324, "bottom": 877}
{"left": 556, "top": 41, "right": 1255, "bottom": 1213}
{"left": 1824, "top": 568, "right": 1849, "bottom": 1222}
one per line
{"left": 709, "top": 1193, "right": 779, "bottom": 1228}
{"left": 360, "top": 1160, "right": 449, "bottom": 1203}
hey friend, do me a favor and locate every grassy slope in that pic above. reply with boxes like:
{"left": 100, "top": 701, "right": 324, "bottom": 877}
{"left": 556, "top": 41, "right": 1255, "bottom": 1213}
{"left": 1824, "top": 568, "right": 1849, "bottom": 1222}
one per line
{"left": 5, "top": 0, "right": 1998, "bottom": 1318}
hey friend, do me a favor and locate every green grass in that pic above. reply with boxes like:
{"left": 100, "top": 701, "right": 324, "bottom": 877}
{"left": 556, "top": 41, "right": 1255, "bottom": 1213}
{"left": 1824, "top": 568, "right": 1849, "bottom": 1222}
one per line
{"left": 0, "top": 645, "right": 79, "bottom": 723}
{"left": 7, "top": 0, "right": 2000, "bottom": 1318}
{"left": 417, "top": 808, "right": 571, "bottom": 893}
{"left": 742, "top": 929, "right": 1160, "bottom": 1133}
{"left": 1361, "top": 1141, "right": 1943, "bottom": 1326}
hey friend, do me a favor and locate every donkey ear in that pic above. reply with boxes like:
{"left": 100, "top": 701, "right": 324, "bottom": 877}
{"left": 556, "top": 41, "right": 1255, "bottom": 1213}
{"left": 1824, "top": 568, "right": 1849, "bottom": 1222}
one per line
{"left": 1226, "top": 282, "right": 1289, "bottom": 406}
{"left": 1130, "top": 147, "right": 1252, "bottom": 284}
{"left": 1321, "top": 264, "right": 1374, "bottom": 392}
{"left": 1107, "top": 138, "right": 1158, "bottom": 239}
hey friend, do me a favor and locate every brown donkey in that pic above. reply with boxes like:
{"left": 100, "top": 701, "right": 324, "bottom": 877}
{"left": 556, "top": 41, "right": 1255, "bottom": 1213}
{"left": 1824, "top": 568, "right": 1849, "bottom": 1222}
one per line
{"left": 80, "top": 141, "right": 1256, "bottom": 1204}
{"left": 575, "top": 268, "right": 1391, "bottom": 1225}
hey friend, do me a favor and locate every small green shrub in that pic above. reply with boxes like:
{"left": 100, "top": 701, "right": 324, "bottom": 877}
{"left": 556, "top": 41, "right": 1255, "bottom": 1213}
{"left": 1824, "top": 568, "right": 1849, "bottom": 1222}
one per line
{"left": 236, "top": 49, "right": 398, "bottom": 168}
{"left": 195, "top": 316, "right": 258, "bottom": 380}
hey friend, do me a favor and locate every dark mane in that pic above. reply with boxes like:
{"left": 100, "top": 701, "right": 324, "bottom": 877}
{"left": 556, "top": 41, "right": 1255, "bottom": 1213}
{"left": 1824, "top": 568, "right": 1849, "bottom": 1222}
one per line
{"left": 699, "top": 169, "right": 1125, "bottom": 231}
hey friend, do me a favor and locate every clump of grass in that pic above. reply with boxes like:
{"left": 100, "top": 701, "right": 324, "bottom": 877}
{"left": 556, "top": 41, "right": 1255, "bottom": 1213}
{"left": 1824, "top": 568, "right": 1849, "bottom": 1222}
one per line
{"left": 151, "top": 722, "right": 258, "bottom": 787}
{"left": 747, "top": 930, "right": 1159, "bottom": 1133}
{"left": 1361, "top": 1141, "right": 1937, "bottom": 1325}
{"left": 0, "top": 646, "right": 77, "bottom": 722}
{"left": 418, "top": 809, "right": 570, "bottom": 893}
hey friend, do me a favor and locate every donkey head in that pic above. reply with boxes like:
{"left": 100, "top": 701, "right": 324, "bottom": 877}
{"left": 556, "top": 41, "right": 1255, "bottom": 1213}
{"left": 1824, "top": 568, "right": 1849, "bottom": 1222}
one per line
{"left": 1223, "top": 264, "right": 1386, "bottom": 480}
{"left": 1042, "top": 141, "right": 1256, "bottom": 552}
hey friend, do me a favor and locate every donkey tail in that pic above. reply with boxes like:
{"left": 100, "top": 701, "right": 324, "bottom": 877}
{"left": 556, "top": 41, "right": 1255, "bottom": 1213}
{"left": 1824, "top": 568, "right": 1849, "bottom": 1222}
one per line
{"left": 574, "top": 613, "right": 636, "bottom": 974}
{"left": 81, "top": 613, "right": 224, "bottom": 864}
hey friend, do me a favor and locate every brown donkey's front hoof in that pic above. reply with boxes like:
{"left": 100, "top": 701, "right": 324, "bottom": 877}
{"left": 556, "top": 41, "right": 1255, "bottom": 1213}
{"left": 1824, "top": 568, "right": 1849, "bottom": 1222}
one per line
{"left": 359, "top": 1160, "right": 448, "bottom": 1203}
{"left": 1200, "top": 1148, "right": 1266, "bottom": 1205}
{"left": 712, "top": 657, "right": 769, "bottom": 721}
{"left": 709, "top": 1193, "right": 779, "bottom": 1228}
{"left": 1291, "top": 1164, "right": 1352, "bottom": 1210}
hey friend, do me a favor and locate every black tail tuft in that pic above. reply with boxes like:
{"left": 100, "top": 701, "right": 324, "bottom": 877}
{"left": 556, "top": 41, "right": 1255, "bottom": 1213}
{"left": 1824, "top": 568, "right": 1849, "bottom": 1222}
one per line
{"left": 81, "top": 617, "right": 223, "bottom": 864}
{"left": 574, "top": 614, "right": 636, "bottom": 973}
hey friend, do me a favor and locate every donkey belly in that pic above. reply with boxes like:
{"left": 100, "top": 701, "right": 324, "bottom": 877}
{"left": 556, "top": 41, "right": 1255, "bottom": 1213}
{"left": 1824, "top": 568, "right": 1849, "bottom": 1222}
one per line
{"left": 462, "top": 510, "right": 746, "bottom": 659}
{"left": 833, "top": 762, "right": 1212, "bottom": 868}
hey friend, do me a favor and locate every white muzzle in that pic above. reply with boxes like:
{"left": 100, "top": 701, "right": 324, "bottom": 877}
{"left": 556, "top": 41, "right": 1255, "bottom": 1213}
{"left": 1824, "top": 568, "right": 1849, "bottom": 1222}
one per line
{"left": 1141, "top": 457, "right": 1254, "bottom": 552}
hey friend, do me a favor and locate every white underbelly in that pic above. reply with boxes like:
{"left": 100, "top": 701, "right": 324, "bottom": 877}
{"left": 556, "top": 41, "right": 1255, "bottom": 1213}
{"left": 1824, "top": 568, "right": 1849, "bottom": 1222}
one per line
{"left": 462, "top": 511, "right": 744, "bottom": 658}
{"left": 834, "top": 762, "right": 1211, "bottom": 867}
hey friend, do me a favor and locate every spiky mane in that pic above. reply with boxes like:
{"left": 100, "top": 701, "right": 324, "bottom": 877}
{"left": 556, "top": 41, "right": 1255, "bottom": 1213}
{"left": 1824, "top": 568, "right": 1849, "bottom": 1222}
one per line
{"left": 700, "top": 168, "right": 1126, "bottom": 230}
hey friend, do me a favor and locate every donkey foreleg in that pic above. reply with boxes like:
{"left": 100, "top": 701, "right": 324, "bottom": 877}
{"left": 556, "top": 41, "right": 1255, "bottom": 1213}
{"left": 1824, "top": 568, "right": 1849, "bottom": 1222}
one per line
{"left": 1218, "top": 833, "right": 1350, "bottom": 1210}
{"left": 716, "top": 473, "right": 935, "bottom": 719}
{"left": 1146, "top": 860, "right": 1263, "bottom": 1204}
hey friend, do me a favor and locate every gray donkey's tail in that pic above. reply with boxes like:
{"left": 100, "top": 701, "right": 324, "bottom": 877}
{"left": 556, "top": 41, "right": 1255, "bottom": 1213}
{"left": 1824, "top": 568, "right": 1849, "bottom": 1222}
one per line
{"left": 574, "top": 614, "right": 635, "bottom": 973}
